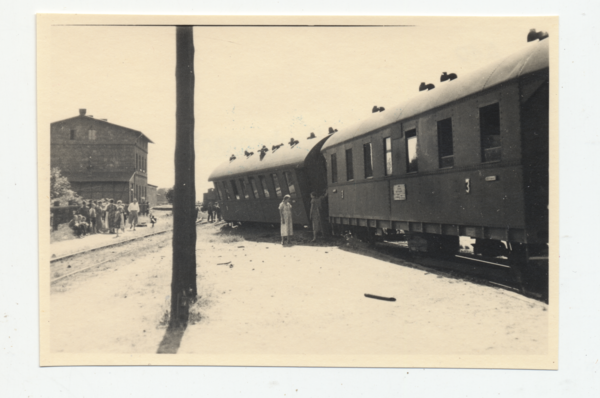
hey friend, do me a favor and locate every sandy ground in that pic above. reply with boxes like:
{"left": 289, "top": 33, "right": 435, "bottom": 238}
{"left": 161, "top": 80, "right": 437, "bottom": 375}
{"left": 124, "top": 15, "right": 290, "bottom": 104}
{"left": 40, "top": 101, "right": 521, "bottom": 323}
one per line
{"left": 49, "top": 222, "right": 548, "bottom": 356}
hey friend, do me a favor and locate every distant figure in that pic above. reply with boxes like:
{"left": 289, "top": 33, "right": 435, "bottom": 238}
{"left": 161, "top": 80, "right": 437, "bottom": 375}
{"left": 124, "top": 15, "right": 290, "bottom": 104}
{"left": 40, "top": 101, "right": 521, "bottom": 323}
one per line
{"left": 230, "top": 154, "right": 236, "bottom": 161}
{"left": 107, "top": 199, "right": 118, "bottom": 234}
{"left": 149, "top": 211, "right": 157, "bottom": 228}
{"left": 527, "top": 28, "right": 549, "bottom": 42}
{"left": 114, "top": 200, "right": 125, "bottom": 237}
{"left": 328, "top": 127, "right": 338, "bottom": 134}
{"left": 69, "top": 211, "right": 86, "bottom": 238}
{"left": 272, "top": 143, "right": 284, "bottom": 152}
{"left": 128, "top": 198, "right": 139, "bottom": 231}
{"left": 244, "top": 150, "right": 254, "bottom": 157}
{"left": 307, "top": 132, "right": 316, "bottom": 139}
{"left": 310, "top": 191, "right": 328, "bottom": 242}
{"left": 207, "top": 202, "right": 215, "bottom": 222}
{"left": 88, "top": 203, "right": 97, "bottom": 234}
{"left": 195, "top": 205, "right": 200, "bottom": 221}
{"left": 279, "top": 194, "right": 293, "bottom": 245}
{"left": 288, "top": 138, "right": 299, "bottom": 147}
{"left": 214, "top": 202, "right": 222, "bottom": 222}
{"left": 419, "top": 82, "right": 435, "bottom": 91}
{"left": 440, "top": 72, "right": 458, "bottom": 82}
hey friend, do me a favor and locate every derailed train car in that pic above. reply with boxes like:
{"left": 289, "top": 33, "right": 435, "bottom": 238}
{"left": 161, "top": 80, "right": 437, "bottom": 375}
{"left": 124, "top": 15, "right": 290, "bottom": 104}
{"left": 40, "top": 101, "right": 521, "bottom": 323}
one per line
{"left": 208, "top": 136, "right": 330, "bottom": 226}
{"left": 322, "top": 39, "right": 549, "bottom": 264}
{"left": 208, "top": 37, "right": 549, "bottom": 285}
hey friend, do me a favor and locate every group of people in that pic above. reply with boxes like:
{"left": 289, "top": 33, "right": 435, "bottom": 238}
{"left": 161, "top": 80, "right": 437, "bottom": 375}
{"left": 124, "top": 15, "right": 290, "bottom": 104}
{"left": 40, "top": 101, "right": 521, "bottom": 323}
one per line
{"left": 279, "top": 191, "right": 327, "bottom": 245}
{"left": 205, "top": 202, "right": 222, "bottom": 223}
{"left": 68, "top": 197, "right": 157, "bottom": 239}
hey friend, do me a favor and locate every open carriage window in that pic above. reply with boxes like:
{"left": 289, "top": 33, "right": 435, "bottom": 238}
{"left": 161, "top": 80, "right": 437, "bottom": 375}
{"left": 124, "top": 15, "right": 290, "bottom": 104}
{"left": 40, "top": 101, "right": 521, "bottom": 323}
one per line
{"left": 258, "top": 175, "right": 270, "bottom": 198}
{"left": 480, "top": 103, "right": 501, "bottom": 162}
{"left": 283, "top": 171, "right": 297, "bottom": 198}
{"left": 248, "top": 177, "right": 259, "bottom": 199}
{"left": 437, "top": 118, "right": 454, "bottom": 168}
{"left": 271, "top": 173, "right": 282, "bottom": 198}
{"left": 405, "top": 129, "right": 418, "bottom": 173}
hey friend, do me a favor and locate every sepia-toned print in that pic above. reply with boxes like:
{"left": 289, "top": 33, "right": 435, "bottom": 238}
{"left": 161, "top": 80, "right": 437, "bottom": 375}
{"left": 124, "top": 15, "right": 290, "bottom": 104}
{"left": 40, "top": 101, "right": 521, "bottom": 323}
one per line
{"left": 38, "top": 15, "right": 558, "bottom": 368}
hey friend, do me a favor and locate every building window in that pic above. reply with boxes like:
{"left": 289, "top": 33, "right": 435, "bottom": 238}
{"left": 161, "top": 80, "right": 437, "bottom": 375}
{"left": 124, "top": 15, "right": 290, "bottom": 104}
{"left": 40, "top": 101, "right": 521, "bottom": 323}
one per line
{"left": 406, "top": 129, "right": 418, "bottom": 173}
{"left": 437, "top": 118, "right": 454, "bottom": 168}
{"left": 88, "top": 130, "right": 96, "bottom": 140}
{"left": 283, "top": 171, "right": 297, "bottom": 198}
{"left": 259, "top": 175, "right": 270, "bottom": 198}
{"left": 363, "top": 143, "right": 373, "bottom": 178}
{"left": 271, "top": 173, "right": 282, "bottom": 198}
{"left": 230, "top": 180, "right": 241, "bottom": 200}
{"left": 384, "top": 137, "right": 392, "bottom": 176}
{"left": 248, "top": 177, "right": 259, "bottom": 199}
{"left": 345, "top": 148, "right": 354, "bottom": 181}
{"left": 222, "top": 181, "right": 232, "bottom": 200}
{"left": 239, "top": 179, "right": 250, "bottom": 199}
{"left": 331, "top": 153, "right": 338, "bottom": 183}
{"left": 70, "top": 130, "right": 75, "bottom": 140}
{"left": 480, "top": 103, "right": 501, "bottom": 162}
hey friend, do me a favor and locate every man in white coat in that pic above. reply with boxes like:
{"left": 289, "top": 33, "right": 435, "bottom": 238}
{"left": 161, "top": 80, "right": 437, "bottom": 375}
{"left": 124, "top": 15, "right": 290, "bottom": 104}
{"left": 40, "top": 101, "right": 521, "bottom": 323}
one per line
{"left": 128, "top": 198, "right": 140, "bottom": 231}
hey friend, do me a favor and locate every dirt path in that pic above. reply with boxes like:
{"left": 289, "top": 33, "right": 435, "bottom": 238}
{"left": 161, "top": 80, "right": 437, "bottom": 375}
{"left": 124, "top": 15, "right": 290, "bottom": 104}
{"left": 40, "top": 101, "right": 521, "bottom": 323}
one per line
{"left": 49, "top": 223, "right": 548, "bottom": 356}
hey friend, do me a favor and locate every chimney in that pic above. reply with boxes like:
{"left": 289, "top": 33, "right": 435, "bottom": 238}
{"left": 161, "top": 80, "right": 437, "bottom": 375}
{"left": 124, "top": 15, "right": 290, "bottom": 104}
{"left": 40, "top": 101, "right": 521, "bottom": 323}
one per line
{"left": 79, "top": 108, "right": 86, "bottom": 116}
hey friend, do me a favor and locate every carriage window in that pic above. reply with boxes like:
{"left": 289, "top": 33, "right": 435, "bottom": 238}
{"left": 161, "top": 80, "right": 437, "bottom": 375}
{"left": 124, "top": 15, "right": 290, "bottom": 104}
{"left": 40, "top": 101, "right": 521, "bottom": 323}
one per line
{"left": 230, "top": 180, "right": 241, "bottom": 200}
{"left": 480, "top": 103, "right": 501, "bottom": 162}
{"left": 222, "top": 181, "right": 232, "bottom": 200}
{"left": 331, "top": 153, "right": 338, "bottom": 183}
{"left": 271, "top": 173, "right": 283, "bottom": 198}
{"left": 283, "top": 171, "right": 297, "bottom": 198}
{"left": 239, "top": 179, "right": 250, "bottom": 199}
{"left": 345, "top": 148, "right": 354, "bottom": 181}
{"left": 384, "top": 137, "right": 392, "bottom": 176}
{"left": 363, "top": 143, "right": 373, "bottom": 178}
{"left": 248, "top": 177, "right": 259, "bottom": 199}
{"left": 259, "top": 175, "right": 270, "bottom": 198}
{"left": 437, "top": 118, "right": 454, "bottom": 168}
{"left": 70, "top": 129, "right": 75, "bottom": 140}
{"left": 215, "top": 183, "right": 223, "bottom": 201}
{"left": 406, "top": 129, "right": 418, "bottom": 173}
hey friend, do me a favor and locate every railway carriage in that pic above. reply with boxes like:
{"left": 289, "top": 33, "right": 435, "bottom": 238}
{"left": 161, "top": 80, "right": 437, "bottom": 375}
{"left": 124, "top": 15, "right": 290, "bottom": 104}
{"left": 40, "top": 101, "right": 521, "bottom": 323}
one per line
{"left": 208, "top": 136, "right": 331, "bottom": 225}
{"left": 321, "top": 39, "right": 549, "bottom": 261}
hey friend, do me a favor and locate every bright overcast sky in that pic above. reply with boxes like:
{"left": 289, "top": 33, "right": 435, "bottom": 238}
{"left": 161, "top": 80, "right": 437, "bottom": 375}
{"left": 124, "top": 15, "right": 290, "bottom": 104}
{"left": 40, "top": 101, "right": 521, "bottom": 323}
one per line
{"left": 44, "top": 17, "right": 554, "bottom": 196}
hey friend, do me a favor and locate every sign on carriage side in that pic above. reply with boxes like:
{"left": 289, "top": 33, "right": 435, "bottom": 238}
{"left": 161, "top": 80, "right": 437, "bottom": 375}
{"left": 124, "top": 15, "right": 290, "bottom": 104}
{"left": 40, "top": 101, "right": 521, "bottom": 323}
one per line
{"left": 393, "top": 184, "right": 406, "bottom": 201}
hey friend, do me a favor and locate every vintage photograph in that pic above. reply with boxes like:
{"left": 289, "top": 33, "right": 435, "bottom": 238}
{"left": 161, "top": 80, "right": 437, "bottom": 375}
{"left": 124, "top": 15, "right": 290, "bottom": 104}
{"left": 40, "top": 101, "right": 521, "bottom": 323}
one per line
{"left": 37, "top": 15, "right": 558, "bottom": 368}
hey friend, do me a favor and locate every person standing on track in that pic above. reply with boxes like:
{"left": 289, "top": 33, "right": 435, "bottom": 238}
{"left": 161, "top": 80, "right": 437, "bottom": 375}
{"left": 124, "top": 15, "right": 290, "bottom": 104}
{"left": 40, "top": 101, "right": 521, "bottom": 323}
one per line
{"left": 207, "top": 202, "right": 214, "bottom": 223}
{"left": 128, "top": 198, "right": 139, "bottom": 231}
{"left": 310, "top": 191, "right": 328, "bottom": 242}
{"left": 279, "top": 194, "right": 293, "bottom": 245}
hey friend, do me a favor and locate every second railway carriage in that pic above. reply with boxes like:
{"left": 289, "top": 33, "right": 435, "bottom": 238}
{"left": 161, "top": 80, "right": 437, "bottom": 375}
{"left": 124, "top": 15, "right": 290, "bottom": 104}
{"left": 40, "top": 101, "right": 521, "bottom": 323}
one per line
{"left": 208, "top": 135, "right": 331, "bottom": 225}
{"left": 321, "top": 38, "right": 549, "bottom": 260}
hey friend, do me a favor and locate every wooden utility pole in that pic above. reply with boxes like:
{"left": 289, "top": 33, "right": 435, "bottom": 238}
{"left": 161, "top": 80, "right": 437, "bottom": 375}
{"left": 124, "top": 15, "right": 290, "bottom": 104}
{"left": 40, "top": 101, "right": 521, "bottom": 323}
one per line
{"left": 170, "top": 26, "right": 197, "bottom": 327}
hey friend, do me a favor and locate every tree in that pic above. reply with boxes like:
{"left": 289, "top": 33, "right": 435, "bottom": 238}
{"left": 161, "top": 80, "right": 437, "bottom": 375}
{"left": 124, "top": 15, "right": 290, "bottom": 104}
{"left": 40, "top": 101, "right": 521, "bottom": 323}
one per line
{"left": 156, "top": 188, "right": 168, "bottom": 204}
{"left": 50, "top": 167, "right": 80, "bottom": 205}
{"left": 165, "top": 188, "right": 174, "bottom": 204}
{"left": 170, "top": 26, "right": 197, "bottom": 328}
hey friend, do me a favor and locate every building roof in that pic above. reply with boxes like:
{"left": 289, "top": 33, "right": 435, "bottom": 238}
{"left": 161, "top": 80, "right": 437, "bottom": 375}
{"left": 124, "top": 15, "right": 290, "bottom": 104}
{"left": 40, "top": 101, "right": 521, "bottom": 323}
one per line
{"left": 209, "top": 135, "right": 331, "bottom": 181}
{"left": 51, "top": 115, "right": 154, "bottom": 144}
{"left": 66, "top": 171, "right": 134, "bottom": 182}
{"left": 322, "top": 39, "right": 549, "bottom": 151}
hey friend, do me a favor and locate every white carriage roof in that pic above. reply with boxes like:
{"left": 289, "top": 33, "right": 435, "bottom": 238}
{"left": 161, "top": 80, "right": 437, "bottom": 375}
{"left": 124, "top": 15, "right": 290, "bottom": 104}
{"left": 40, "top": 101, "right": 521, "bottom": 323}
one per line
{"left": 322, "top": 39, "right": 549, "bottom": 151}
{"left": 209, "top": 135, "right": 330, "bottom": 181}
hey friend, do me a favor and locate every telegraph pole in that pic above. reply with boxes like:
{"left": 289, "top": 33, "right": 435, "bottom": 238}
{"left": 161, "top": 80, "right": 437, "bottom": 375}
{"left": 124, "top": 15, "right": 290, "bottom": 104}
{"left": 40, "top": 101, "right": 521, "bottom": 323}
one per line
{"left": 170, "top": 26, "right": 197, "bottom": 327}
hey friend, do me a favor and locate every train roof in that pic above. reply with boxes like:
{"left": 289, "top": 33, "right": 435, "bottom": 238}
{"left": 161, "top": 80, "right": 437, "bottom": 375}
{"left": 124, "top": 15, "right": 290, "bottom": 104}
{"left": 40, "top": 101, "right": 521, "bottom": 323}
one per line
{"left": 322, "top": 39, "right": 549, "bottom": 151}
{"left": 209, "top": 135, "right": 331, "bottom": 181}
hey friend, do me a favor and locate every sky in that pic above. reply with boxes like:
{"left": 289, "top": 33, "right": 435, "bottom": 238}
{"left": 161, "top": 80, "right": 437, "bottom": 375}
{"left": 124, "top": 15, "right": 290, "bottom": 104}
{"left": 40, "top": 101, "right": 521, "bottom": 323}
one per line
{"left": 44, "top": 18, "right": 555, "bottom": 196}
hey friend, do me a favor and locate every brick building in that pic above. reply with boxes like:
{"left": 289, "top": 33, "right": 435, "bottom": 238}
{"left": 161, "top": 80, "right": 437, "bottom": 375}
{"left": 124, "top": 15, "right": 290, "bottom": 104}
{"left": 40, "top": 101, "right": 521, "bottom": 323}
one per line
{"left": 51, "top": 109, "right": 153, "bottom": 204}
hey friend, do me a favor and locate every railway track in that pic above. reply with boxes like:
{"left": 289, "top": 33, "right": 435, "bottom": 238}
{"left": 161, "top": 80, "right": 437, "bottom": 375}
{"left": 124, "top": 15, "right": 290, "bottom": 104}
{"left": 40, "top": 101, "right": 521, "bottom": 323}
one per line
{"left": 345, "top": 240, "right": 548, "bottom": 302}
{"left": 50, "top": 219, "right": 205, "bottom": 284}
